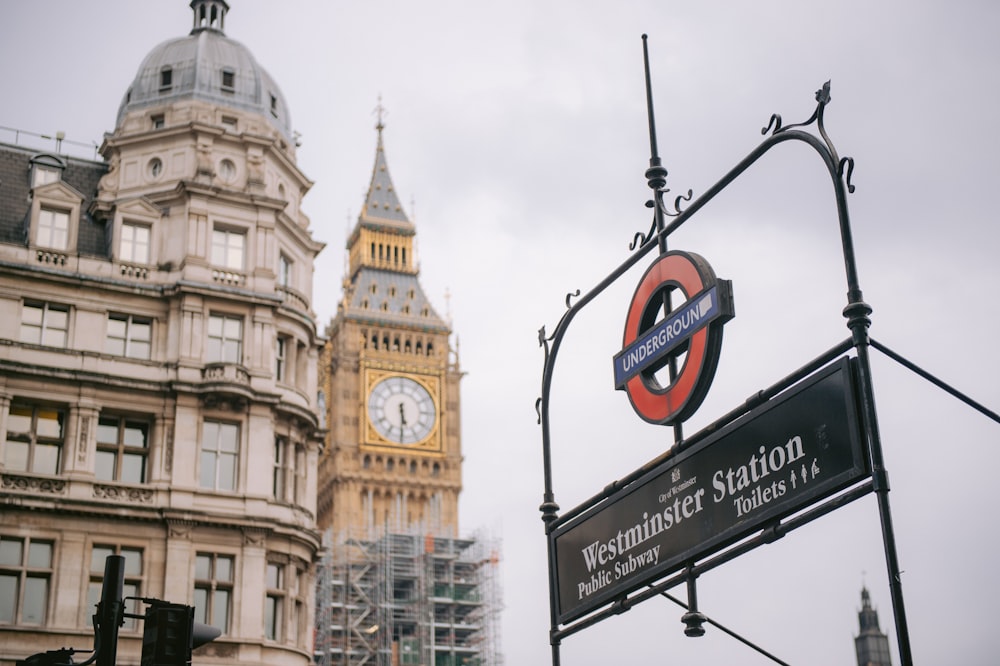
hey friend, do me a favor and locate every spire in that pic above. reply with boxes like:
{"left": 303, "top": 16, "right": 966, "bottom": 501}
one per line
{"left": 340, "top": 107, "right": 446, "bottom": 330}
{"left": 858, "top": 586, "right": 880, "bottom": 632}
{"left": 855, "top": 587, "right": 893, "bottom": 666}
{"left": 361, "top": 99, "right": 411, "bottom": 226}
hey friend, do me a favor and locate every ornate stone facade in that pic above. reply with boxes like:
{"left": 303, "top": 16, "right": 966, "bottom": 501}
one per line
{"left": 0, "top": 3, "right": 324, "bottom": 666}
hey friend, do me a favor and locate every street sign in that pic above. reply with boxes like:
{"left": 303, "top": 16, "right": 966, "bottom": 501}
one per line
{"left": 552, "top": 357, "right": 868, "bottom": 623}
{"left": 616, "top": 251, "right": 734, "bottom": 425}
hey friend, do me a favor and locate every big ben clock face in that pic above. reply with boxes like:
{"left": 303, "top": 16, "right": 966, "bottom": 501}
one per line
{"left": 368, "top": 375, "right": 437, "bottom": 445}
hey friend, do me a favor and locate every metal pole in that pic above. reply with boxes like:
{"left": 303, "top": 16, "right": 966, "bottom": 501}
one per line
{"left": 844, "top": 304, "right": 913, "bottom": 665}
{"left": 96, "top": 555, "right": 124, "bottom": 666}
{"left": 641, "top": 34, "right": 683, "bottom": 446}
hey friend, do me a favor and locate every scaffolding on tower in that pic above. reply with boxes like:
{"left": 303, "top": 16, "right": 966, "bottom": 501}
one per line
{"left": 314, "top": 524, "right": 503, "bottom": 666}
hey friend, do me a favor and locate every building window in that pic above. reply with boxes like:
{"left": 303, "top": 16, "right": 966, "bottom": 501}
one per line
{"left": 151, "top": 114, "right": 165, "bottom": 129}
{"left": 293, "top": 446, "right": 306, "bottom": 505}
{"left": 221, "top": 115, "right": 237, "bottom": 131}
{"left": 218, "top": 159, "right": 236, "bottom": 183}
{"left": 86, "top": 545, "right": 142, "bottom": 630}
{"left": 264, "top": 562, "right": 284, "bottom": 641}
{"left": 0, "top": 536, "right": 53, "bottom": 626}
{"left": 159, "top": 67, "right": 172, "bottom": 91}
{"left": 37, "top": 208, "right": 69, "bottom": 250}
{"left": 200, "top": 421, "right": 239, "bottom": 491}
{"left": 120, "top": 222, "right": 151, "bottom": 264}
{"left": 31, "top": 167, "right": 60, "bottom": 188}
{"left": 4, "top": 404, "right": 64, "bottom": 475}
{"left": 20, "top": 301, "right": 69, "bottom": 348}
{"left": 273, "top": 438, "right": 287, "bottom": 501}
{"left": 278, "top": 254, "right": 292, "bottom": 288}
{"left": 275, "top": 336, "right": 287, "bottom": 381}
{"left": 211, "top": 228, "right": 245, "bottom": 270}
{"left": 270, "top": 93, "right": 278, "bottom": 117}
{"left": 207, "top": 314, "right": 242, "bottom": 364}
{"left": 194, "top": 553, "right": 233, "bottom": 633}
{"left": 220, "top": 68, "right": 235, "bottom": 92}
{"left": 291, "top": 567, "right": 305, "bottom": 645}
{"left": 95, "top": 416, "right": 149, "bottom": 484}
{"left": 107, "top": 313, "right": 152, "bottom": 359}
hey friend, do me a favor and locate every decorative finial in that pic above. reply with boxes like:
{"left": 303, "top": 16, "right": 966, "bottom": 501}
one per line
{"left": 373, "top": 95, "right": 387, "bottom": 135}
{"left": 815, "top": 80, "right": 832, "bottom": 105}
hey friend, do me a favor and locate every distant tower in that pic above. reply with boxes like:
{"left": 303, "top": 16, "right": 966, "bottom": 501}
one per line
{"left": 318, "top": 115, "right": 462, "bottom": 538}
{"left": 313, "top": 116, "right": 502, "bottom": 666}
{"left": 855, "top": 587, "right": 893, "bottom": 666}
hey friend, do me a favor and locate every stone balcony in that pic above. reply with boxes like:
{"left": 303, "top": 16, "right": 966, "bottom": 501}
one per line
{"left": 199, "top": 362, "right": 253, "bottom": 408}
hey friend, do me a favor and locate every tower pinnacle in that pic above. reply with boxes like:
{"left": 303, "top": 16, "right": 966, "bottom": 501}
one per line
{"left": 855, "top": 587, "right": 893, "bottom": 666}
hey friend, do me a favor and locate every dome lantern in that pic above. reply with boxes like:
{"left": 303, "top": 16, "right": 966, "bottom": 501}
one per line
{"left": 191, "top": 0, "right": 229, "bottom": 34}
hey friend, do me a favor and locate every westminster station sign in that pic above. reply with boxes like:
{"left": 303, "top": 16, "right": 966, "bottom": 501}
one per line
{"left": 551, "top": 358, "right": 868, "bottom": 623}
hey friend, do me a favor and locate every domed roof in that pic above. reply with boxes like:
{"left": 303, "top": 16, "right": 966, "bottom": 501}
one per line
{"left": 116, "top": 0, "right": 292, "bottom": 140}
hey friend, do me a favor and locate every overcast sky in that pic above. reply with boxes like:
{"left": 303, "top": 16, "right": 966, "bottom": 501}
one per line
{"left": 3, "top": 1, "right": 999, "bottom": 664}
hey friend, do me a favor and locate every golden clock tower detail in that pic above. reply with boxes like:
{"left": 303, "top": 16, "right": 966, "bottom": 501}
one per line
{"left": 318, "top": 118, "right": 462, "bottom": 538}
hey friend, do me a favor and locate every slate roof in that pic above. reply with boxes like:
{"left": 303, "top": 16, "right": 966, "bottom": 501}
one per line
{"left": 360, "top": 124, "right": 412, "bottom": 228}
{"left": 343, "top": 126, "right": 448, "bottom": 333}
{"left": 0, "top": 143, "right": 108, "bottom": 256}
{"left": 344, "top": 267, "right": 448, "bottom": 333}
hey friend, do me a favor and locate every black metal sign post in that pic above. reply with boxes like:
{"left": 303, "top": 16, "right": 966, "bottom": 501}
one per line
{"left": 537, "top": 36, "right": 913, "bottom": 664}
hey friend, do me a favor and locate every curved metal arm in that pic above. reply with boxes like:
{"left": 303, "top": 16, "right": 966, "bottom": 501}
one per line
{"left": 538, "top": 90, "right": 860, "bottom": 528}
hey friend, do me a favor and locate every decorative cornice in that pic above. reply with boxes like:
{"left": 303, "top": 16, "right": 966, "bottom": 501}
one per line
{"left": 1, "top": 473, "right": 66, "bottom": 494}
{"left": 93, "top": 483, "right": 155, "bottom": 504}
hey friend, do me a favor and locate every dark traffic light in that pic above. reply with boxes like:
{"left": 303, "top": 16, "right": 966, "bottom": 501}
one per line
{"left": 141, "top": 601, "right": 221, "bottom": 666}
{"left": 16, "top": 555, "right": 219, "bottom": 666}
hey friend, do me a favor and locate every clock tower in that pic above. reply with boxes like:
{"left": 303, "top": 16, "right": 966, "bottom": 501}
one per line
{"left": 318, "top": 118, "right": 462, "bottom": 538}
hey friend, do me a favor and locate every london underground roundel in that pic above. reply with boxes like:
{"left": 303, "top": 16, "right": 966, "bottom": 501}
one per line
{"left": 613, "top": 250, "right": 734, "bottom": 425}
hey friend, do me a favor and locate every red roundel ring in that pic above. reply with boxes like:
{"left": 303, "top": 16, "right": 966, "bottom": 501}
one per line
{"left": 622, "top": 251, "right": 726, "bottom": 425}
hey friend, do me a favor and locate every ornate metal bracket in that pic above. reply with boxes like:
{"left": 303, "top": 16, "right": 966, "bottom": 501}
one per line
{"left": 762, "top": 81, "right": 856, "bottom": 193}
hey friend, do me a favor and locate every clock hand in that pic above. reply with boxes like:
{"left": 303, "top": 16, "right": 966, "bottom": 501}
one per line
{"left": 398, "top": 401, "right": 407, "bottom": 426}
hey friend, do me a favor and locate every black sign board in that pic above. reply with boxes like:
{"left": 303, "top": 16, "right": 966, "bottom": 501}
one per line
{"left": 551, "top": 357, "right": 868, "bottom": 624}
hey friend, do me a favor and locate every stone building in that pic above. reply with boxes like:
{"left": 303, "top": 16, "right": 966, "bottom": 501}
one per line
{"left": 0, "top": 2, "right": 325, "bottom": 665}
